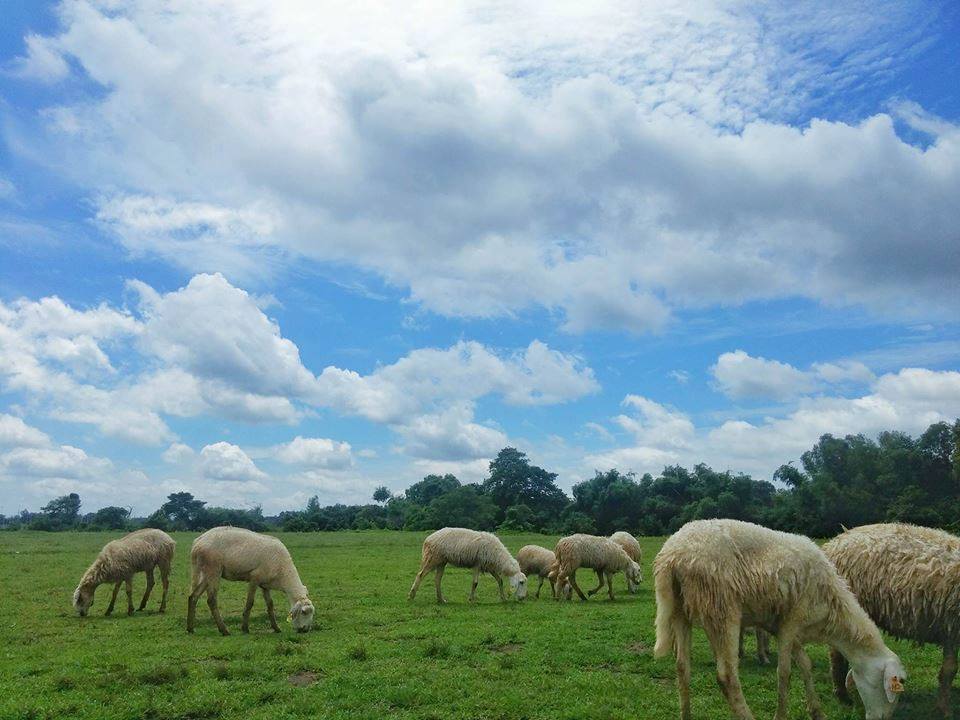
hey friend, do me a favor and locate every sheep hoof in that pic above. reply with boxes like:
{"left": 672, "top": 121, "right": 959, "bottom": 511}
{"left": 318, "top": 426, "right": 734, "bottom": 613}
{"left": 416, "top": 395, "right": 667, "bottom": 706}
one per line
{"left": 241, "top": 627, "right": 249, "bottom": 634}
{"left": 219, "top": 629, "right": 231, "bottom": 636}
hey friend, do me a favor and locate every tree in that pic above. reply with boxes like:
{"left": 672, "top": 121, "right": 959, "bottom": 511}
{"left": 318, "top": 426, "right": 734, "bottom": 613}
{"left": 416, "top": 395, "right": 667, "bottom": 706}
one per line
{"left": 499, "top": 503, "right": 534, "bottom": 532}
{"left": 39, "top": 493, "right": 81, "bottom": 529}
{"left": 159, "top": 492, "right": 208, "bottom": 530}
{"left": 406, "top": 474, "right": 460, "bottom": 506}
{"left": 373, "top": 486, "right": 391, "bottom": 505}
{"left": 425, "top": 485, "right": 497, "bottom": 530}
{"left": 483, "top": 448, "right": 567, "bottom": 523}
{"left": 90, "top": 506, "right": 131, "bottom": 530}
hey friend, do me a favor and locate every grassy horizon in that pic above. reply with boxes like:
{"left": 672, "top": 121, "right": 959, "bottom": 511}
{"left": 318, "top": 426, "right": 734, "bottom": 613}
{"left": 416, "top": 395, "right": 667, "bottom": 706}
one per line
{"left": 0, "top": 530, "right": 951, "bottom": 719}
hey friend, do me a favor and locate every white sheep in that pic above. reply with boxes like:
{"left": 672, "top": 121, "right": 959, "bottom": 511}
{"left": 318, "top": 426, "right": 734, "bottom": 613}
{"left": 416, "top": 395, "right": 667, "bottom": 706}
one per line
{"left": 654, "top": 519, "right": 906, "bottom": 720}
{"left": 516, "top": 544, "right": 557, "bottom": 599}
{"left": 73, "top": 528, "right": 175, "bottom": 617}
{"left": 187, "top": 526, "right": 315, "bottom": 636}
{"left": 824, "top": 522, "right": 960, "bottom": 718}
{"left": 552, "top": 533, "right": 641, "bottom": 601}
{"left": 408, "top": 527, "right": 527, "bottom": 603}
{"left": 610, "top": 530, "right": 643, "bottom": 590}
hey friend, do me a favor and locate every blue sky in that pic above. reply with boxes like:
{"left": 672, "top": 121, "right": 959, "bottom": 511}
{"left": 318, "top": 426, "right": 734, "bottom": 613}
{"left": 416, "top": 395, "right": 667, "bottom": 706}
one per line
{"left": 1, "top": 1, "right": 958, "bottom": 515}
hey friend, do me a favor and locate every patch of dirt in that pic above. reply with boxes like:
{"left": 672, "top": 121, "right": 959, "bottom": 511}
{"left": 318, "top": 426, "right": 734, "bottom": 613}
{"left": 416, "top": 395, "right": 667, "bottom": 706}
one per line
{"left": 486, "top": 642, "right": 522, "bottom": 654}
{"left": 288, "top": 670, "right": 322, "bottom": 687}
{"left": 627, "top": 640, "right": 650, "bottom": 655}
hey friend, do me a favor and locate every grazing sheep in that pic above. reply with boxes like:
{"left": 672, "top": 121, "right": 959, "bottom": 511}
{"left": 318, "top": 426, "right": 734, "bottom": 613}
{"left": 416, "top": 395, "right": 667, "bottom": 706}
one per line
{"left": 187, "top": 526, "right": 314, "bottom": 636}
{"left": 73, "top": 528, "right": 175, "bottom": 617}
{"left": 654, "top": 519, "right": 906, "bottom": 720}
{"left": 824, "top": 523, "right": 960, "bottom": 717}
{"left": 408, "top": 527, "right": 527, "bottom": 603}
{"left": 517, "top": 544, "right": 557, "bottom": 599}
{"left": 552, "top": 533, "right": 642, "bottom": 601}
{"left": 610, "top": 530, "right": 643, "bottom": 590}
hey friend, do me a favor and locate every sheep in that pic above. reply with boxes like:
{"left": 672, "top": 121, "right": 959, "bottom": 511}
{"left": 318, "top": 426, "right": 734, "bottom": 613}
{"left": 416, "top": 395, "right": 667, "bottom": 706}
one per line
{"left": 187, "top": 526, "right": 315, "bottom": 636}
{"left": 408, "top": 527, "right": 527, "bottom": 603}
{"left": 739, "top": 626, "right": 772, "bottom": 665}
{"left": 610, "top": 530, "right": 643, "bottom": 591}
{"left": 824, "top": 522, "right": 960, "bottom": 718}
{"left": 73, "top": 528, "right": 175, "bottom": 617}
{"left": 517, "top": 544, "right": 557, "bottom": 599}
{"left": 552, "top": 533, "right": 642, "bottom": 601}
{"left": 654, "top": 519, "right": 906, "bottom": 720}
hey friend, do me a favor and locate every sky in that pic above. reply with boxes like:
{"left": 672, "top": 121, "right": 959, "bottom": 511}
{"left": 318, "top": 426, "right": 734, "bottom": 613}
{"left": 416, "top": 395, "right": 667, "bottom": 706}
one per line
{"left": 0, "top": 0, "right": 959, "bottom": 516}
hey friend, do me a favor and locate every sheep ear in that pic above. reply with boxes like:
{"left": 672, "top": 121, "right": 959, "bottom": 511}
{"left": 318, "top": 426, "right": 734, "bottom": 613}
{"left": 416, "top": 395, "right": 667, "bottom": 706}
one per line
{"left": 845, "top": 669, "right": 856, "bottom": 694}
{"left": 884, "top": 661, "right": 905, "bottom": 703}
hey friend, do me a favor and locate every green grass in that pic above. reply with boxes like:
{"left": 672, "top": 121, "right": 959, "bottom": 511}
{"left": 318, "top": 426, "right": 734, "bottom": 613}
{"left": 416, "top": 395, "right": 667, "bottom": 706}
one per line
{"left": 0, "top": 531, "right": 951, "bottom": 719}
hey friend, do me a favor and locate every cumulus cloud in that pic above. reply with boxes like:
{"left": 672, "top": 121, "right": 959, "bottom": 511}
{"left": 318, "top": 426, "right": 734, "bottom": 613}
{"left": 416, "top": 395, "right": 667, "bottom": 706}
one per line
{"left": 6, "top": 34, "right": 70, "bottom": 82}
{"left": 162, "top": 442, "right": 194, "bottom": 464}
{"left": 588, "top": 367, "right": 960, "bottom": 481}
{"left": 0, "top": 414, "right": 50, "bottom": 448}
{"left": 711, "top": 350, "right": 876, "bottom": 401}
{"left": 272, "top": 436, "right": 353, "bottom": 469}
{"left": 8, "top": 1, "right": 956, "bottom": 332}
{"left": 199, "top": 442, "right": 267, "bottom": 483}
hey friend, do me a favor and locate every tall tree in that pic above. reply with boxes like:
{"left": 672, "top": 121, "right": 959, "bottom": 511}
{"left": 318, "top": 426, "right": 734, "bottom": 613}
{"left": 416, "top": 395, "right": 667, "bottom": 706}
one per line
{"left": 160, "top": 492, "right": 208, "bottom": 530}
{"left": 41, "top": 493, "right": 81, "bottom": 528}
{"left": 405, "top": 474, "right": 460, "bottom": 506}
{"left": 482, "top": 448, "right": 567, "bottom": 522}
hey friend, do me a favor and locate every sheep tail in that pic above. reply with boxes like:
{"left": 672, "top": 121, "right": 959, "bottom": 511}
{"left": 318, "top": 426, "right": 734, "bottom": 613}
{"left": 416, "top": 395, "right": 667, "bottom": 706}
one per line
{"left": 654, "top": 562, "right": 681, "bottom": 658}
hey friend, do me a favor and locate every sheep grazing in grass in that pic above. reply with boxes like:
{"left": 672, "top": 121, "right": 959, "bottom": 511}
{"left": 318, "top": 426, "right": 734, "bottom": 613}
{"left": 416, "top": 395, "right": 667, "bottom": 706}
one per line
{"left": 654, "top": 519, "right": 906, "bottom": 720}
{"left": 187, "top": 526, "right": 314, "bottom": 636}
{"left": 517, "top": 544, "right": 557, "bottom": 599}
{"left": 610, "top": 530, "right": 643, "bottom": 590}
{"left": 552, "top": 533, "right": 641, "bottom": 601}
{"left": 824, "top": 523, "right": 960, "bottom": 717}
{"left": 408, "top": 527, "right": 527, "bottom": 604}
{"left": 73, "top": 528, "right": 175, "bottom": 617}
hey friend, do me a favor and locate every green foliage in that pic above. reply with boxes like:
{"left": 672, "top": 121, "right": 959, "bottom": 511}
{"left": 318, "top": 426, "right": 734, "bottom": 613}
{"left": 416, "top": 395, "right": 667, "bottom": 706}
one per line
{"left": 87, "top": 506, "right": 131, "bottom": 530}
{"left": 372, "top": 486, "right": 392, "bottom": 504}
{"left": 405, "top": 474, "right": 460, "bottom": 506}
{"left": 482, "top": 447, "right": 567, "bottom": 526}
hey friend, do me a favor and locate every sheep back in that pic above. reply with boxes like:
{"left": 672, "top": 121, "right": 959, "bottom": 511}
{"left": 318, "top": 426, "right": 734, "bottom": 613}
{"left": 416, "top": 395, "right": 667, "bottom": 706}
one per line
{"left": 517, "top": 545, "right": 556, "bottom": 578}
{"left": 610, "top": 531, "right": 642, "bottom": 563}
{"left": 555, "top": 534, "right": 632, "bottom": 574}
{"left": 422, "top": 527, "right": 520, "bottom": 576}
{"left": 823, "top": 522, "right": 960, "bottom": 646}
{"left": 86, "top": 528, "right": 175, "bottom": 584}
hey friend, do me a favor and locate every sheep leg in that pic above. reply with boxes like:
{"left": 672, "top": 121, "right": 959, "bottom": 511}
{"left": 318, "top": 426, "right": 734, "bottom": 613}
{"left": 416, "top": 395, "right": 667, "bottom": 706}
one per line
{"left": 241, "top": 583, "right": 257, "bottom": 633}
{"left": 586, "top": 569, "right": 604, "bottom": 596}
{"left": 106, "top": 581, "right": 121, "bottom": 615}
{"left": 408, "top": 559, "right": 433, "bottom": 601}
{"left": 705, "top": 619, "right": 754, "bottom": 720}
{"left": 158, "top": 560, "right": 170, "bottom": 613}
{"left": 534, "top": 575, "right": 544, "bottom": 599}
{"left": 434, "top": 564, "right": 446, "bottom": 604}
{"left": 262, "top": 588, "right": 281, "bottom": 632}
{"left": 139, "top": 568, "right": 155, "bottom": 611}
{"left": 124, "top": 577, "right": 134, "bottom": 616}
{"left": 757, "top": 630, "right": 771, "bottom": 665}
{"left": 489, "top": 572, "right": 506, "bottom": 601}
{"left": 829, "top": 649, "right": 851, "bottom": 704}
{"left": 674, "top": 617, "right": 693, "bottom": 720}
{"left": 738, "top": 626, "right": 746, "bottom": 659}
{"left": 774, "top": 627, "right": 799, "bottom": 720}
{"left": 567, "top": 570, "right": 588, "bottom": 601}
{"left": 548, "top": 576, "right": 556, "bottom": 599}
{"left": 469, "top": 567, "right": 480, "bottom": 602}
{"left": 937, "top": 644, "right": 957, "bottom": 718}
{"left": 793, "top": 645, "right": 825, "bottom": 720}
{"left": 606, "top": 571, "right": 615, "bottom": 601}
{"left": 207, "top": 590, "right": 230, "bottom": 636}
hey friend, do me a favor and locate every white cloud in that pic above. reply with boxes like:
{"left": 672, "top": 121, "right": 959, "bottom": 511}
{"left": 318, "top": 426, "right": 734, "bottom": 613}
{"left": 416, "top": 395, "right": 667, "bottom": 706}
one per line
{"left": 272, "top": 436, "right": 353, "bottom": 469}
{"left": 394, "top": 403, "right": 508, "bottom": 461}
{"left": 6, "top": 34, "right": 70, "bottom": 82}
{"left": 199, "top": 441, "right": 267, "bottom": 483}
{"left": 711, "top": 350, "right": 815, "bottom": 401}
{"left": 669, "top": 370, "right": 690, "bottom": 385}
{"left": 162, "top": 442, "right": 194, "bottom": 464}
{"left": 711, "top": 350, "right": 876, "bottom": 401}
{"left": 0, "top": 444, "right": 112, "bottom": 479}
{"left": 8, "top": 1, "right": 954, "bottom": 333}
{"left": 0, "top": 177, "right": 15, "bottom": 200}
{"left": 588, "top": 367, "right": 960, "bottom": 481}
{"left": 0, "top": 414, "right": 50, "bottom": 448}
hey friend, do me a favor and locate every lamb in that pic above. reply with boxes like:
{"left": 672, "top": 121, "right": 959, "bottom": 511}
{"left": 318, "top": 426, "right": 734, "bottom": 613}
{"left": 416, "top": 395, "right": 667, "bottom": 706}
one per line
{"left": 73, "top": 528, "right": 175, "bottom": 617}
{"left": 516, "top": 544, "right": 557, "bottom": 599}
{"left": 187, "top": 526, "right": 315, "bottom": 636}
{"left": 654, "top": 519, "right": 906, "bottom": 720}
{"left": 552, "top": 533, "right": 642, "bottom": 601}
{"left": 824, "top": 523, "right": 960, "bottom": 717}
{"left": 610, "top": 530, "right": 643, "bottom": 590}
{"left": 408, "top": 527, "right": 527, "bottom": 603}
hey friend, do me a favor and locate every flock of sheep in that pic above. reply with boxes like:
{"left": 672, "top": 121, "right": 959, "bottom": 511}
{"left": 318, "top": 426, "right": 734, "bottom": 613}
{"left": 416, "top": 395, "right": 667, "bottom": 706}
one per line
{"left": 70, "top": 519, "right": 960, "bottom": 719}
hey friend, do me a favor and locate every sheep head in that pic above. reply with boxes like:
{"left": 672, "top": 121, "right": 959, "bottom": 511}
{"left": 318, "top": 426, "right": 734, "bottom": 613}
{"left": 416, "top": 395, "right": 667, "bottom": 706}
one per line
{"left": 510, "top": 572, "right": 528, "bottom": 601}
{"left": 288, "top": 598, "right": 315, "bottom": 633}
{"left": 73, "top": 583, "right": 95, "bottom": 617}
{"left": 846, "top": 654, "right": 906, "bottom": 720}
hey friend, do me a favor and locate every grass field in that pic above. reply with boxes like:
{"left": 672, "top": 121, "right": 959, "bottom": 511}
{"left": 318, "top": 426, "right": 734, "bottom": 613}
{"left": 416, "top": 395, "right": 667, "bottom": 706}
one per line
{"left": 0, "top": 531, "right": 952, "bottom": 719}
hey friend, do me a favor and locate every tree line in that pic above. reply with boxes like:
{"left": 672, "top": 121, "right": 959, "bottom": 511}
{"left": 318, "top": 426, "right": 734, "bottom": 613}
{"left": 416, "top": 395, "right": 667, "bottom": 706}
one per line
{"left": 3, "top": 420, "right": 959, "bottom": 538}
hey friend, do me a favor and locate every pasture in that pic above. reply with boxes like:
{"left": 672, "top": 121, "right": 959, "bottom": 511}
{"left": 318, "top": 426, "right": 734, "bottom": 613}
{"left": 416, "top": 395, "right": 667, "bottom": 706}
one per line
{"left": 0, "top": 531, "right": 951, "bottom": 719}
